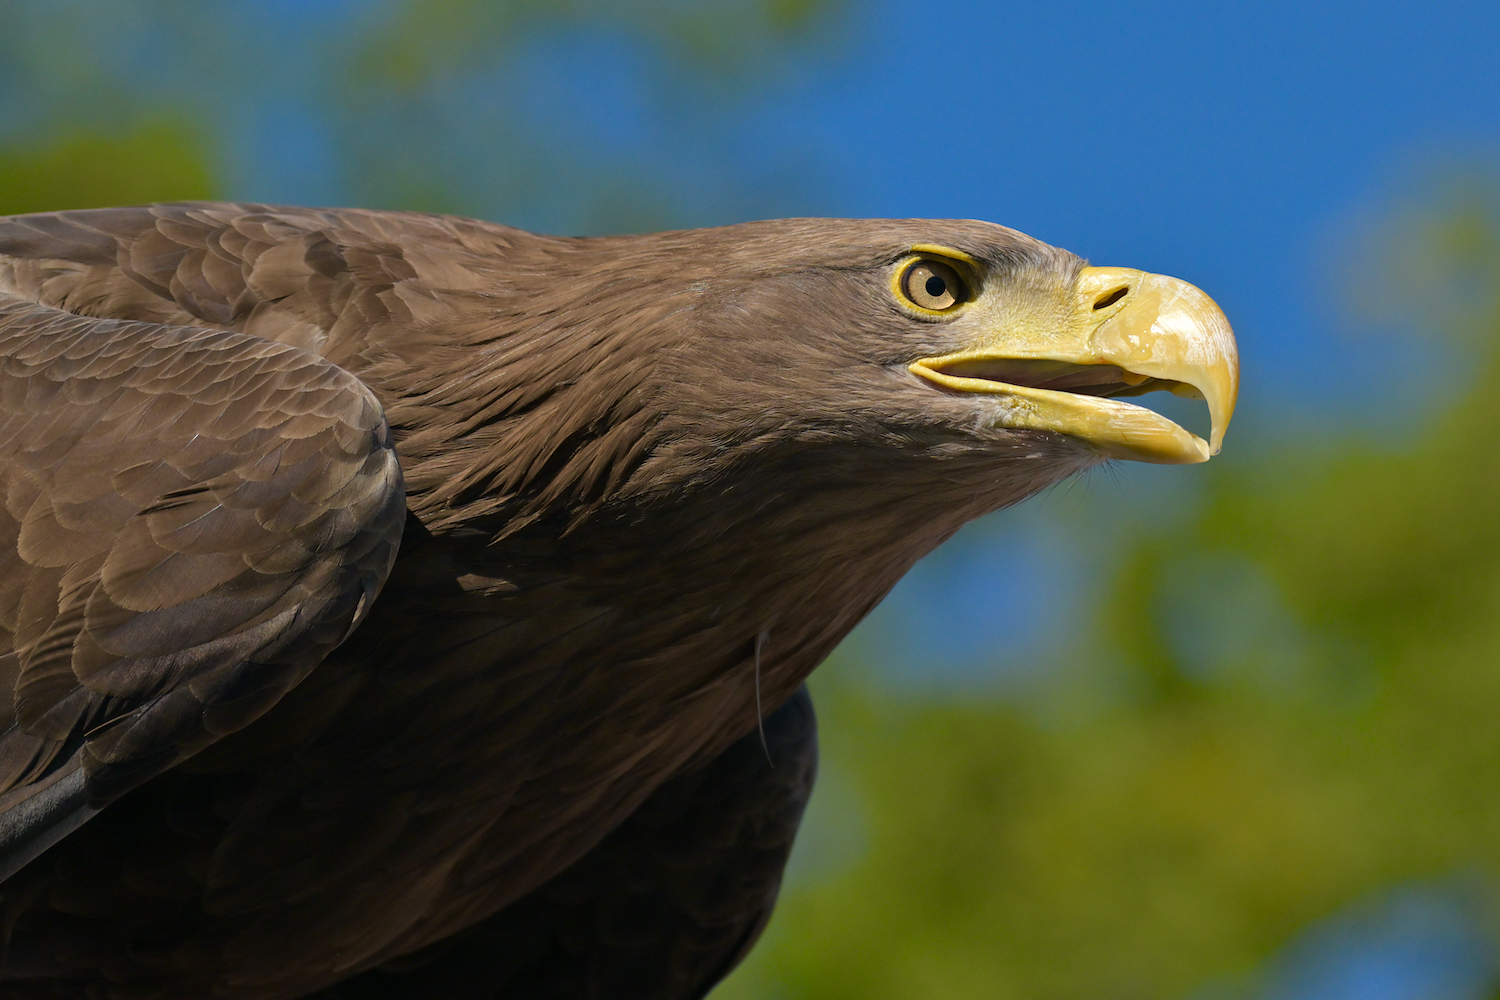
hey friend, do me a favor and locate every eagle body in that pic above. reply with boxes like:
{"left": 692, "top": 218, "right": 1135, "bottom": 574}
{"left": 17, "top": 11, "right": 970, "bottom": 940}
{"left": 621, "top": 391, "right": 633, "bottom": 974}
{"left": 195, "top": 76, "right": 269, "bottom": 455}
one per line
{"left": 0, "top": 205, "right": 1236, "bottom": 998}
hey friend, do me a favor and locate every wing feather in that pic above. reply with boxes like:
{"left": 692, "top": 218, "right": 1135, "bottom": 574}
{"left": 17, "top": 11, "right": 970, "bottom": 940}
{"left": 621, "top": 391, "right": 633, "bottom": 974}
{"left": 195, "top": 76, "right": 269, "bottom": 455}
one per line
{"left": 0, "top": 291, "right": 405, "bottom": 881}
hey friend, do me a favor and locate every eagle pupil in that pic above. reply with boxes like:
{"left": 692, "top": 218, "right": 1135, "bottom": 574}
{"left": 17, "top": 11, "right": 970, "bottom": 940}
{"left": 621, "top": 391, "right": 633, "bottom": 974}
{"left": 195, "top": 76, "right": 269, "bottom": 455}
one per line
{"left": 925, "top": 275, "right": 947, "bottom": 297}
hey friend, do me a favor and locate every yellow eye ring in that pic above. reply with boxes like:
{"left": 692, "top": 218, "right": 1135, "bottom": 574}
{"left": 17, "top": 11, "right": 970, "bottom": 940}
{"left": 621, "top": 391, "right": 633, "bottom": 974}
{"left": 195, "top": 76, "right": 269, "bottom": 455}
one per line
{"left": 895, "top": 255, "right": 971, "bottom": 314}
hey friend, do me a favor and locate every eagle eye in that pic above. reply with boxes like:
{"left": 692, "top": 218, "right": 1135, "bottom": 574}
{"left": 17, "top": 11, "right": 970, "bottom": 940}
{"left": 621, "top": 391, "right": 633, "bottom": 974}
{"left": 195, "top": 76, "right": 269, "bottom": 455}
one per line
{"left": 899, "top": 258, "right": 968, "bottom": 312}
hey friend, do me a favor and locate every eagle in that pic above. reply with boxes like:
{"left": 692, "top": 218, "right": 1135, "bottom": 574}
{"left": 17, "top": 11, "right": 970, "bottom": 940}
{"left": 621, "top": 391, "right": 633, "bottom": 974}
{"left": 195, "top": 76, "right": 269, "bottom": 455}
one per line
{"left": 0, "top": 204, "right": 1236, "bottom": 999}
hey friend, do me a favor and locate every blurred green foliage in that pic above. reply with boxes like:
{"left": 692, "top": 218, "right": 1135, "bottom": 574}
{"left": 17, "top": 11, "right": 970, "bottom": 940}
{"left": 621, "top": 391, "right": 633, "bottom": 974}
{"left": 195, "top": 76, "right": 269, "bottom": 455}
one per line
{"left": 0, "top": 0, "right": 836, "bottom": 233}
{"left": 718, "top": 192, "right": 1500, "bottom": 998}
{"left": 336, "top": 0, "right": 841, "bottom": 229}
{"left": 355, "top": 0, "right": 827, "bottom": 88}
{"left": 0, "top": 123, "right": 214, "bottom": 215}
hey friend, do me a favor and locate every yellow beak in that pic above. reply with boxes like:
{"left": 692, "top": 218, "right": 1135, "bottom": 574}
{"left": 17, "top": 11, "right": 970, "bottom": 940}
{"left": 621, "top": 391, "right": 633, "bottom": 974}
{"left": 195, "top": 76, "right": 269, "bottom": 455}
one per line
{"left": 909, "top": 266, "right": 1239, "bottom": 464}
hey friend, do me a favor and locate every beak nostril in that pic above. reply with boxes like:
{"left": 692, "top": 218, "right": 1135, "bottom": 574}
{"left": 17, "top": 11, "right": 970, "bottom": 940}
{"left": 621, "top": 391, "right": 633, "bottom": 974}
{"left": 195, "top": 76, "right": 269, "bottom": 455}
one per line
{"left": 1093, "top": 286, "right": 1129, "bottom": 310}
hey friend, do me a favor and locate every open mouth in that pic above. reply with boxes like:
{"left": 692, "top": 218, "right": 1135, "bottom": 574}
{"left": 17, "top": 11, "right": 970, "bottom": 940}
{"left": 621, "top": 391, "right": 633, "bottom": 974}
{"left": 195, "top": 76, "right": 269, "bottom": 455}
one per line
{"left": 928, "top": 357, "right": 1203, "bottom": 402}
{"left": 909, "top": 352, "right": 1223, "bottom": 465}
{"left": 922, "top": 357, "right": 1214, "bottom": 444}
